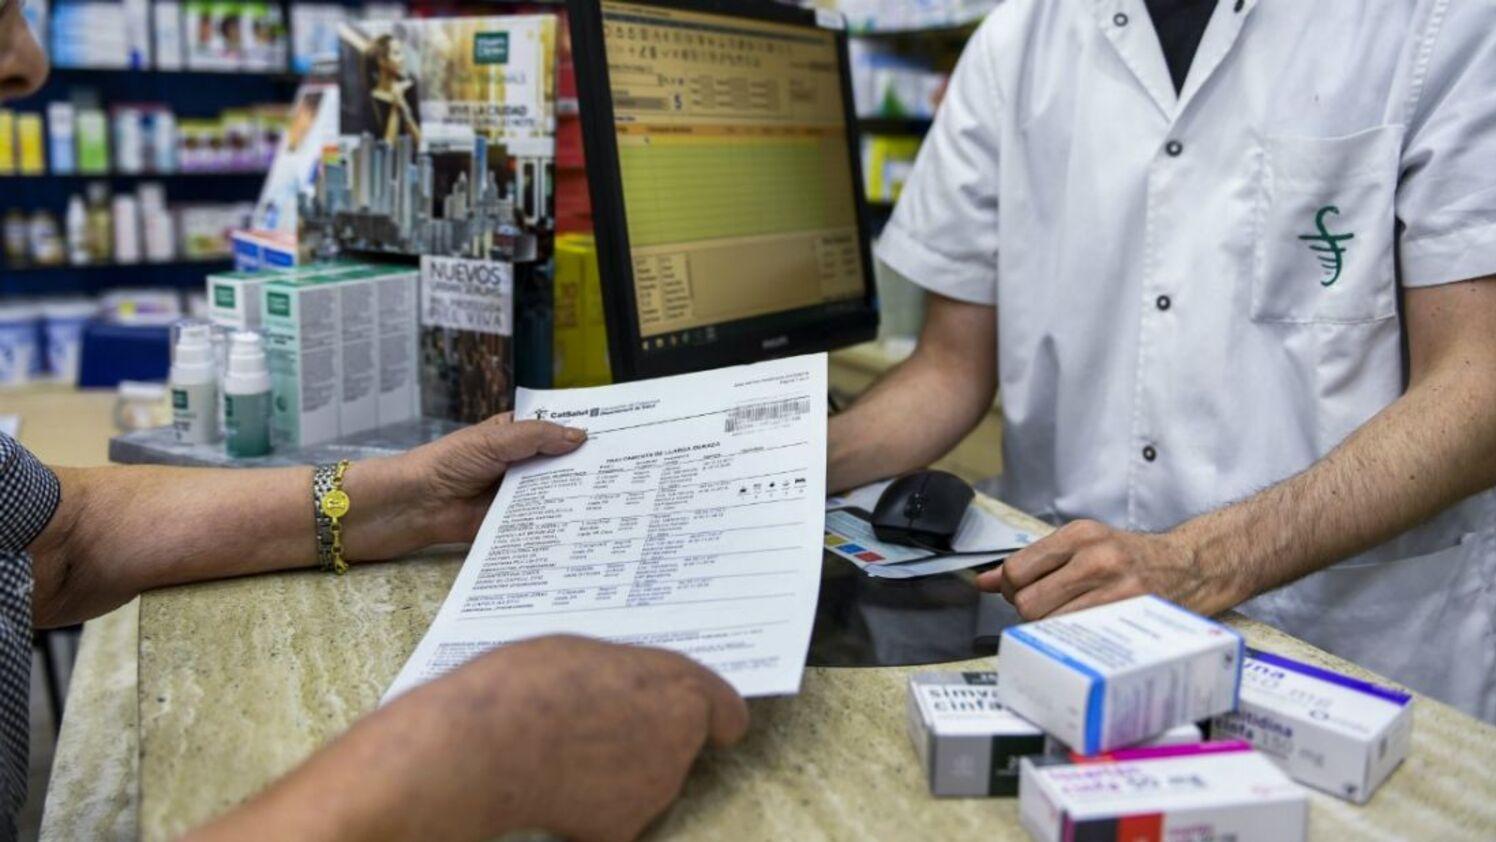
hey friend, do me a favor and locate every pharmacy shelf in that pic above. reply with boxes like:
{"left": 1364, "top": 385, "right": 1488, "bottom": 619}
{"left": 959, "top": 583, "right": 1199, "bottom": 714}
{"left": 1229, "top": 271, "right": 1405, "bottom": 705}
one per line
{"left": 845, "top": 2, "right": 997, "bottom": 37}
{"left": 0, "top": 259, "right": 230, "bottom": 296}
{"left": 0, "top": 171, "right": 270, "bottom": 181}
{"left": 48, "top": 66, "right": 302, "bottom": 83}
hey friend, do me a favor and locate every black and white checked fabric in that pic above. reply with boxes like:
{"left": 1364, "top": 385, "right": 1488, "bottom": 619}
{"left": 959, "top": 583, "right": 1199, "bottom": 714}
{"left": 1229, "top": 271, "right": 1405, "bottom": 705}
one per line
{"left": 0, "top": 434, "right": 59, "bottom": 841}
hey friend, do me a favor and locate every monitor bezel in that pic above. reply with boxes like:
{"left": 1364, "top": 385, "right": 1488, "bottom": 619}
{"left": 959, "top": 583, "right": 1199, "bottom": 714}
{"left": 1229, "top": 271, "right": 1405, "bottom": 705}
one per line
{"left": 569, "top": 0, "right": 879, "bottom": 382}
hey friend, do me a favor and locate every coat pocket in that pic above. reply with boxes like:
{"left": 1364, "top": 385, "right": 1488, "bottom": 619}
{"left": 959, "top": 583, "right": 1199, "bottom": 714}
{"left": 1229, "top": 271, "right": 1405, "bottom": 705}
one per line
{"left": 1251, "top": 126, "right": 1403, "bottom": 324}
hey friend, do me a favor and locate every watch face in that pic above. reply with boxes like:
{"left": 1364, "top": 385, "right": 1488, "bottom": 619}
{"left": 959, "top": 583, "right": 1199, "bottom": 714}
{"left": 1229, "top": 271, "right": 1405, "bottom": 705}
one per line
{"left": 320, "top": 489, "right": 351, "bottom": 519}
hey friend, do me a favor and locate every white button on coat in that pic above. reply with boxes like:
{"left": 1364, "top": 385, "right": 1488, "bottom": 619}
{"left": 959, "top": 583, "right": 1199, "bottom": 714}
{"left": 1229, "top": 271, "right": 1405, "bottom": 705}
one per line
{"left": 877, "top": 0, "right": 1496, "bottom": 722}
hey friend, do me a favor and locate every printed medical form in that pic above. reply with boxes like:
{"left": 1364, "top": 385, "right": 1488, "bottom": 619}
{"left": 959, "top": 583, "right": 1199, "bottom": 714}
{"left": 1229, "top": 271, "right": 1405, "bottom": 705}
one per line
{"left": 385, "top": 353, "right": 828, "bottom": 700}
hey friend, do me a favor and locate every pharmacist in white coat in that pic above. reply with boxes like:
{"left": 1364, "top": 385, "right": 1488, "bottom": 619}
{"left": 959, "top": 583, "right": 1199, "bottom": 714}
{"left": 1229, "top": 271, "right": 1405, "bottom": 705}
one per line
{"left": 829, "top": 0, "right": 1496, "bottom": 722}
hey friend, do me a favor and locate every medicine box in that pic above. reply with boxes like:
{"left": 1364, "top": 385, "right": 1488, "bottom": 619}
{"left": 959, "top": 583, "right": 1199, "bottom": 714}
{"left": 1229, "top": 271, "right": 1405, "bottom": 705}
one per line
{"left": 328, "top": 264, "right": 419, "bottom": 435}
{"left": 998, "top": 594, "right": 1243, "bottom": 755}
{"left": 263, "top": 270, "right": 344, "bottom": 448}
{"left": 333, "top": 269, "right": 379, "bottom": 436}
{"left": 1042, "top": 722, "right": 1203, "bottom": 757}
{"left": 231, "top": 228, "right": 302, "bottom": 272}
{"left": 208, "top": 268, "right": 283, "bottom": 331}
{"left": 209, "top": 262, "right": 365, "bottom": 331}
{"left": 372, "top": 266, "right": 420, "bottom": 427}
{"left": 906, "top": 671, "right": 1046, "bottom": 797}
{"left": 1211, "top": 648, "right": 1412, "bottom": 803}
{"left": 261, "top": 262, "right": 420, "bottom": 448}
{"left": 1018, "top": 741, "right": 1307, "bottom": 842}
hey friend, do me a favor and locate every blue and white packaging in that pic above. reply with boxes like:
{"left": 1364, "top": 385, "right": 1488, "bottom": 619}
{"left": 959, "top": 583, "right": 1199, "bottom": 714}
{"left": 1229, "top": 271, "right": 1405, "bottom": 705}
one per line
{"left": 40, "top": 298, "right": 98, "bottom": 384}
{"left": 998, "top": 595, "right": 1243, "bottom": 755}
{"left": 1211, "top": 649, "right": 1413, "bottom": 803}
{"left": 0, "top": 303, "right": 40, "bottom": 386}
{"left": 1042, "top": 722, "right": 1202, "bottom": 757}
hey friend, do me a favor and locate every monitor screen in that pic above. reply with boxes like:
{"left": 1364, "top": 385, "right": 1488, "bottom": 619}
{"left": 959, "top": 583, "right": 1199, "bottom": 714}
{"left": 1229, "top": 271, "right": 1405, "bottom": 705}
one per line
{"left": 576, "top": 0, "right": 877, "bottom": 378}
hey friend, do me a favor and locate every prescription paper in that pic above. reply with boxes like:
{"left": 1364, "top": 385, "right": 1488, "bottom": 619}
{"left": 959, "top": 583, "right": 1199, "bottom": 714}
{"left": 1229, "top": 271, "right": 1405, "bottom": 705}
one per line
{"left": 384, "top": 354, "right": 828, "bottom": 701}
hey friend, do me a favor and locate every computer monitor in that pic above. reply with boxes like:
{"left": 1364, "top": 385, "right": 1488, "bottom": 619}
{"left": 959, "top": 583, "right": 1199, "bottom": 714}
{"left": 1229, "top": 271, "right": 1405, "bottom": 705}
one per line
{"left": 570, "top": 0, "right": 879, "bottom": 381}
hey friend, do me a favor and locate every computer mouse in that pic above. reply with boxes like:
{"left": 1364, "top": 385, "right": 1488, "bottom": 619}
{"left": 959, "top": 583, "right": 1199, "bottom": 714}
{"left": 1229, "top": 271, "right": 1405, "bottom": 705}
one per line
{"left": 870, "top": 470, "right": 975, "bottom": 552}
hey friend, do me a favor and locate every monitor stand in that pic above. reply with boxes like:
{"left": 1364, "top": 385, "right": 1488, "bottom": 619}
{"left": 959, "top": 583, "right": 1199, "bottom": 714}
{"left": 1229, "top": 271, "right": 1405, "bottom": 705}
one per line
{"left": 807, "top": 552, "right": 1020, "bottom": 668}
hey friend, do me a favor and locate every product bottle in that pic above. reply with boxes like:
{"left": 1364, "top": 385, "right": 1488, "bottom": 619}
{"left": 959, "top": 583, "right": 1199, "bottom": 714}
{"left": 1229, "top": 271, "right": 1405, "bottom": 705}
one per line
{"left": 65, "top": 194, "right": 88, "bottom": 265}
{"left": 170, "top": 323, "right": 220, "bottom": 444}
{"left": 85, "top": 181, "right": 112, "bottom": 262}
{"left": 3, "top": 209, "right": 27, "bottom": 263}
{"left": 112, "top": 193, "right": 141, "bottom": 264}
{"left": 222, "top": 331, "right": 271, "bottom": 457}
{"left": 28, "top": 209, "right": 63, "bottom": 265}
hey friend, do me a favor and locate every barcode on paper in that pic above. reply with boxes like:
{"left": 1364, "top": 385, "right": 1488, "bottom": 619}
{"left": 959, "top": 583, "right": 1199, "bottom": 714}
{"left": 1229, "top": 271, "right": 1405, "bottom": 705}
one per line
{"left": 724, "top": 397, "right": 811, "bottom": 433}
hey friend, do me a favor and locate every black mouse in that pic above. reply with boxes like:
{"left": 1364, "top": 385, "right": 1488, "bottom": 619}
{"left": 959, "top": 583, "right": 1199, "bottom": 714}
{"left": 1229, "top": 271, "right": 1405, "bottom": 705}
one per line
{"left": 871, "top": 470, "right": 975, "bottom": 552}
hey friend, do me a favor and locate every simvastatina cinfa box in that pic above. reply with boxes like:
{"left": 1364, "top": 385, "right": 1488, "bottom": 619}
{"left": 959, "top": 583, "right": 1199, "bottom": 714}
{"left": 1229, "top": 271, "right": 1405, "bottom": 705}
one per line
{"left": 1018, "top": 741, "right": 1308, "bottom": 842}
{"left": 1210, "top": 648, "right": 1413, "bottom": 803}
{"left": 997, "top": 594, "right": 1244, "bottom": 755}
{"left": 905, "top": 671, "right": 1046, "bottom": 797}
{"left": 906, "top": 672, "right": 1211, "bottom": 798}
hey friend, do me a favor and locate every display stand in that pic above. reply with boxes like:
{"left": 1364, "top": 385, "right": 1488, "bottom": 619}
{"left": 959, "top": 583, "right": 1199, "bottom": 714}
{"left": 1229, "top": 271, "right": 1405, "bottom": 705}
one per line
{"left": 109, "top": 418, "right": 463, "bottom": 468}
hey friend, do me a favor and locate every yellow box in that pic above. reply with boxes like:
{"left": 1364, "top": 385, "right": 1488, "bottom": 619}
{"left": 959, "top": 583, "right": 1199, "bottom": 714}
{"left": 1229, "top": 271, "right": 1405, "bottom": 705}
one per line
{"left": 552, "top": 233, "right": 613, "bottom": 388}
{"left": 0, "top": 110, "right": 14, "bottom": 174}
{"left": 16, "top": 113, "right": 45, "bottom": 175}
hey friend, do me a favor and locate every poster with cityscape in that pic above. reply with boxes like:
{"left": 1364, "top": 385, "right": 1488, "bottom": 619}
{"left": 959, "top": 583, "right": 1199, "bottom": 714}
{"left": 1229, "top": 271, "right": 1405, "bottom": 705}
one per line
{"left": 297, "top": 14, "right": 560, "bottom": 420}
{"left": 299, "top": 15, "right": 558, "bottom": 261}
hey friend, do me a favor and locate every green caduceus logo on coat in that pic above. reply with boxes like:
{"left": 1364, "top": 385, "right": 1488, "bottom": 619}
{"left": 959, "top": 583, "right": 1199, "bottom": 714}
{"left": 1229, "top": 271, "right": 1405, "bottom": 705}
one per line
{"left": 1297, "top": 205, "right": 1355, "bottom": 287}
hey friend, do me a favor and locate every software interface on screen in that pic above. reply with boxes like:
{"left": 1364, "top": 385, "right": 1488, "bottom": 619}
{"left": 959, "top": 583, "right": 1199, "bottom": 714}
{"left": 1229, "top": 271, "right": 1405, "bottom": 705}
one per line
{"left": 600, "top": 1, "right": 866, "bottom": 348}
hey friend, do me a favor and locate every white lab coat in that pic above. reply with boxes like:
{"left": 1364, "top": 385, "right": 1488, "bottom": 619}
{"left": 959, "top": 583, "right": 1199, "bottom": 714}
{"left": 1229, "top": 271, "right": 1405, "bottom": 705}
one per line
{"left": 877, "top": 0, "right": 1496, "bottom": 721}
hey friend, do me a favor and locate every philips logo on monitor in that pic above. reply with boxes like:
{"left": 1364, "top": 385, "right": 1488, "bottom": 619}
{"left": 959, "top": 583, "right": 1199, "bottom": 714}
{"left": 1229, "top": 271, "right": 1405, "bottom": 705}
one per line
{"left": 474, "top": 33, "right": 509, "bottom": 64}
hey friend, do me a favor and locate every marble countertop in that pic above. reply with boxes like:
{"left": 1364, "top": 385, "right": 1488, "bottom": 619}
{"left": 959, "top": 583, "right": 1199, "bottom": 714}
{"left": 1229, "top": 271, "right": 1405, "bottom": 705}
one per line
{"left": 35, "top": 483, "right": 1496, "bottom": 840}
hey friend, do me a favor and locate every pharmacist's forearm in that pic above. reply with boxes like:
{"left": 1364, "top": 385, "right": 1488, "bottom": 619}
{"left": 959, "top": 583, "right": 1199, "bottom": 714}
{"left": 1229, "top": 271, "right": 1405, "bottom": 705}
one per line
{"left": 1174, "top": 349, "right": 1496, "bottom": 605}
{"left": 828, "top": 298, "right": 997, "bottom": 492}
{"left": 828, "top": 350, "right": 993, "bottom": 493}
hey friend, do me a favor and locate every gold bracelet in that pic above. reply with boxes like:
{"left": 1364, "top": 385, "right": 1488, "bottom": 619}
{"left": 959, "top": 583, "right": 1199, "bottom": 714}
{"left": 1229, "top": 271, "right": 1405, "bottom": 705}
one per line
{"left": 313, "top": 459, "right": 352, "bottom": 575}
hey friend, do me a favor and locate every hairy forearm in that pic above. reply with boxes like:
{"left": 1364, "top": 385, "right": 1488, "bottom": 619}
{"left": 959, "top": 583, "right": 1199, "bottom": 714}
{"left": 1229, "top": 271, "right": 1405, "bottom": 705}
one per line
{"left": 182, "top": 702, "right": 454, "bottom": 842}
{"left": 1175, "top": 348, "right": 1496, "bottom": 608}
{"left": 29, "top": 456, "right": 431, "bottom": 627}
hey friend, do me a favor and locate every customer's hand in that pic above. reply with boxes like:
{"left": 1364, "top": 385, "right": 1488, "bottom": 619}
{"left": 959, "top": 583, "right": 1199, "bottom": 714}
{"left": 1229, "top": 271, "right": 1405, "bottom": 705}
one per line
{"left": 188, "top": 636, "right": 750, "bottom": 842}
{"left": 381, "top": 635, "right": 750, "bottom": 841}
{"left": 339, "top": 413, "right": 588, "bottom": 561}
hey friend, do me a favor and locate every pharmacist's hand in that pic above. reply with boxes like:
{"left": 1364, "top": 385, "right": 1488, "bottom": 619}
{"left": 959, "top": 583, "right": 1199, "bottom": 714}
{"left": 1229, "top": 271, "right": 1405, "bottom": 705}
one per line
{"left": 341, "top": 413, "right": 586, "bottom": 560}
{"left": 975, "top": 520, "right": 1239, "bottom": 619}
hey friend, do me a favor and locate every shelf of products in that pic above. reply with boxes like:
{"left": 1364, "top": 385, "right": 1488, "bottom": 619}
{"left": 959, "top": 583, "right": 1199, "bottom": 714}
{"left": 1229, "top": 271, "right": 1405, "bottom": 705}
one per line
{"left": 0, "top": 171, "right": 269, "bottom": 181}
{"left": 48, "top": 66, "right": 302, "bottom": 81}
{"left": 3, "top": 179, "right": 250, "bottom": 276}
{"left": 827, "top": 0, "right": 998, "bottom": 35}
{"left": 0, "top": 259, "right": 230, "bottom": 295}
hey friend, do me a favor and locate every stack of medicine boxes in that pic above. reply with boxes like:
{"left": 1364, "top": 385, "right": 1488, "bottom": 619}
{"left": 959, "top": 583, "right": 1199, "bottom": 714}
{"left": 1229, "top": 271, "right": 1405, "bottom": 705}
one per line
{"left": 207, "top": 261, "right": 421, "bottom": 450}
{"left": 906, "top": 594, "right": 1415, "bottom": 842}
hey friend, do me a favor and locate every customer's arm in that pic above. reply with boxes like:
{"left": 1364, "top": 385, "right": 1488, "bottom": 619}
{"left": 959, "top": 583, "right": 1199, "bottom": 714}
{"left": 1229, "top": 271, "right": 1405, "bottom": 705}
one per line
{"left": 986, "top": 276, "right": 1496, "bottom": 618}
{"left": 185, "top": 635, "right": 750, "bottom": 842}
{"left": 26, "top": 415, "right": 586, "bottom": 627}
{"left": 827, "top": 291, "right": 997, "bottom": 493}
